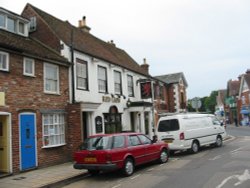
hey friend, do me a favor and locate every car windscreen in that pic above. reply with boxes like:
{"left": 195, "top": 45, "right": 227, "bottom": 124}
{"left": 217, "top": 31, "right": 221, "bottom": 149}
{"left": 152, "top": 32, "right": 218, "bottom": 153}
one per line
{"left": 158, "top": 119, "right": 180, "bottom": 132}
{"left": 80, "top": 136, "right": 112, "bottom": 150}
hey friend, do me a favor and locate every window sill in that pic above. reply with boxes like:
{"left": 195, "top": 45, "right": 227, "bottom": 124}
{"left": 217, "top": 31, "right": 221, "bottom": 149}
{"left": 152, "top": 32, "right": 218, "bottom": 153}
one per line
{"left": 44, "top": 91, "right": 61, "bottom": 96}
{"left": 42, "top": 143, "right": 66, "bottom": 149}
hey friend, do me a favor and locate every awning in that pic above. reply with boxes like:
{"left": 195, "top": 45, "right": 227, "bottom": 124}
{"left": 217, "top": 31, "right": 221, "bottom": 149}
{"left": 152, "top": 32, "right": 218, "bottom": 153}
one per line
{"left": 240, "top": 109, "right": 250, "bottom": 114}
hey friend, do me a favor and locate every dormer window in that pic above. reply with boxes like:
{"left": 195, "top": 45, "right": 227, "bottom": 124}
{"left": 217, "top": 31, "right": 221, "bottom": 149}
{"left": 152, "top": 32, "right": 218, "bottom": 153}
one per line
{"left": 0, "top": 8, "right": 29, "bottom": 37}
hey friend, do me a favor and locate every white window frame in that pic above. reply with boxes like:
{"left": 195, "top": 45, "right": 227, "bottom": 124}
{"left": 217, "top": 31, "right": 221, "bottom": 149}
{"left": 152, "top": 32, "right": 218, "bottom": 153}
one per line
{"left": 114, "top": 70, "right": 122, "bottom": 95}
{"left": 23, "top": 57, "right": 35, "bottom": 76}
{"left": 44, "top": 63, "right": 60, "bottom": 94}
{"left": 18, "top": 21, "right": 26, "bottom": 35}
{"left": 127, "top": 75, "right": 134, "bottom": 97}
{"left": 0, "top": 51, "right": 9, "bottom": 71}
{"left": 0, "top": 13, "right": 6, "bottom": 28}
{"left": 42, "top": 113, "right": 66, "bottom": 148}
{"left": 7, "top": 16, "right": 16, "bottom": 33}
{"left": 98, "top": 66, "right": 108, "bottom": 93}
{"left": 76, "top": 58, "right": 88, "bottom": 90}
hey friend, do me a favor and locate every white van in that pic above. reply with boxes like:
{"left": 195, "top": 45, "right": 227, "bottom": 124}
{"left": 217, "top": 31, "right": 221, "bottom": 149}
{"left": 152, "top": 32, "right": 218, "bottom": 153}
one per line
{"left": 156, "top": 113, "right": 227, "bottom": 153}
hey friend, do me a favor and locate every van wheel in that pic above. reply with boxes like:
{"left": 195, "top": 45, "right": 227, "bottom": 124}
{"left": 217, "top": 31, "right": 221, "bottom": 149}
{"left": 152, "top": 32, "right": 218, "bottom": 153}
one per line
{"left": 215, "top": 136, "right": 223, "bottom": 147}
{"left": 190, "top": 141, "right": 199, "bottom": 153}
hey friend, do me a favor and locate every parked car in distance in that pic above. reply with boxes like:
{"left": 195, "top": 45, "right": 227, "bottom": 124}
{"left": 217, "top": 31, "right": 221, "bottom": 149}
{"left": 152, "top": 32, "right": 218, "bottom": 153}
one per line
{"left": 73, "top": 132, "right": 169, "bottom": 176}
{"left": 156, "top": 113, "right": 227, "bottom": 154}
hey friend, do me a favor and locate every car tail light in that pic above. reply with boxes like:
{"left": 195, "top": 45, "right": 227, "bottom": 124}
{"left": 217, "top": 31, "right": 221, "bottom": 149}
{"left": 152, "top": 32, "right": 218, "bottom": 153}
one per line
{"left": 105, "top": 154, "right": 112, "bottom": 163}
{"left": 179, "top": 132, "right": 185, "bottom": 140}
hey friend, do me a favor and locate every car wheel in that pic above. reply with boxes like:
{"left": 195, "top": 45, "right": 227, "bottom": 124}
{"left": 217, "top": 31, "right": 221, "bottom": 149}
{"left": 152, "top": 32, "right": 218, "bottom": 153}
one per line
{"left": 190, "top": 141, "right": 199, "bottom": 153}
{"left": 88, "top": 169, "right": 100, "bottom": 175}
{"left": 215, "top": 136, "right": 223, "bottom": 147}
{"left": 123, "top": 158, "right": 134, "bottom": 176}
{"left": 159, "top": 149, "right": 169, "bottom": 163}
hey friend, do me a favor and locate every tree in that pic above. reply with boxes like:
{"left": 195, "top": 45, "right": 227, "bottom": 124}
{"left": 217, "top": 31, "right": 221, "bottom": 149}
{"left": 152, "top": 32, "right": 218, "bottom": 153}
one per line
{"left": 204, "top": 91, "right": 218, "bottom": 113}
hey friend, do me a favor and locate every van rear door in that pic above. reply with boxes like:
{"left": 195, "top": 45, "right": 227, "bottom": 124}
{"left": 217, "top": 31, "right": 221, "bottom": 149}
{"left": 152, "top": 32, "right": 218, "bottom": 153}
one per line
{"left": 157, "top": 119, "right": 180, "bottom": 144}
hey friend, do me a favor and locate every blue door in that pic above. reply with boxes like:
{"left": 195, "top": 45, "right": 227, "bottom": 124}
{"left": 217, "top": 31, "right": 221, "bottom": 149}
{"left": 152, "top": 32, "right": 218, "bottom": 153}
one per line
{"left": 20, "top": 113, "right": 36, "bottom": 170}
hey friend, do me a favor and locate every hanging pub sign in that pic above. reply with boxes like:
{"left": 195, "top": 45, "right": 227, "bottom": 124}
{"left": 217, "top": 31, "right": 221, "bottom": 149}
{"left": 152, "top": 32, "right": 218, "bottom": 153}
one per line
{"left": 140, "top": 82, "right": 152, "bottom": 99}
{"left": 95, "top": 116, "right": 103, "bottom": 133}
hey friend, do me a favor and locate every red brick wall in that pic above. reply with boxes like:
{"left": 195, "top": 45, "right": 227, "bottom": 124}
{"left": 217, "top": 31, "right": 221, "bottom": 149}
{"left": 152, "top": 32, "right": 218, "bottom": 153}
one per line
{"left": 0, "top": 52, "right": 70, "bottom": 173}
{"left": 66, "top": 103, "right": 82, "bottom": 155}
{"left": 167, "top": 84, "right": 176, "bottom": 112}
{"left": 21, "top": 5, "right": 61, "bottom": 52}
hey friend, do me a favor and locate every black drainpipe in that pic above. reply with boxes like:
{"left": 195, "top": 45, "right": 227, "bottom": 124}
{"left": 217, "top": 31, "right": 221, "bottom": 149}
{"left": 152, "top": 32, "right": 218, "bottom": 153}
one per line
{"left": 70, "top": 28, "right": 75, "bottom": 103}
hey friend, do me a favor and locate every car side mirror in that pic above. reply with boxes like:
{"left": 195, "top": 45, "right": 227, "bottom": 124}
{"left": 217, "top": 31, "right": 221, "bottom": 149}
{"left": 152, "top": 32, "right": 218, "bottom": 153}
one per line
{"left": 152, "top": 135, "right": 158, "bottom": 143}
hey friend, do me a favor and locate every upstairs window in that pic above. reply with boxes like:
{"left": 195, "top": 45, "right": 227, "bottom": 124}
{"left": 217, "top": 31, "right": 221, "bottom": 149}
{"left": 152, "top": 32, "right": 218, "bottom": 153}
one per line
{"left": 127, "top": 75, "right": 134, "bottom": 97}
{"left": 0, "top": 14, "right": 5, "bottom": 27}
{"left": 114, "top": 70, "right": 122, "bottom": 95}
{"left": 18, "top": 21, "right": 25, "bottom": 34}
{"left": 76, "top": 58, "right": 88, "bottom": 90}
{"left": 44, "top": 63, "right": 59, "bottom": 94}
{"left": 7, "top": 17, "right": 15, "bottom": 32}
{"left": 98, "top": 66, "right": 108, "bottom": 93}
{"left": 23, "top": 58, "right": 35, "bottom": 76}
{"left": 0, "top": 51, "right": 9, "bottom": 71}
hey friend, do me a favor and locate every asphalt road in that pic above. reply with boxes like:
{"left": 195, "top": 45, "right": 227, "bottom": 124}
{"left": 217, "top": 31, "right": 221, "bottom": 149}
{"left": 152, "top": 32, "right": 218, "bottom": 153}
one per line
{"left": 61, "top": 125, "right": 250, "bottom": 188}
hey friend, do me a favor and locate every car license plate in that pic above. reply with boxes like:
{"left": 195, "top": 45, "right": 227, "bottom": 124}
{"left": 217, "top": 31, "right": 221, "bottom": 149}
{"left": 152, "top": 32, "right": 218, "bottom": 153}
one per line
{"left": 164, "top": 140, "right": 173, "bottom": 144}
{"left": 84, "top": 157, "right": 97, "bottom": 162}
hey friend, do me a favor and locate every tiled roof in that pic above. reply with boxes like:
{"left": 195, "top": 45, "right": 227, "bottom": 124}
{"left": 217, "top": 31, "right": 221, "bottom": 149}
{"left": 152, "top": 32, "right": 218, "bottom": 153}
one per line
{"left": 24, "top": 4, "right": 149, "bottom": 76}
{"left": 0, "top": 29, "right": 69, "bottom": 65}
{"left": 154, "top": 72, "right": 188, "bottom": 87}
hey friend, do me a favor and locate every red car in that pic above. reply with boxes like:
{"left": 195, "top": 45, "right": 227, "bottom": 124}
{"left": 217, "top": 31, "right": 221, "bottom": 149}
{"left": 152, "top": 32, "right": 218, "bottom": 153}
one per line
{"left": 73, "top": 132, "right": 169, "bottom": 176}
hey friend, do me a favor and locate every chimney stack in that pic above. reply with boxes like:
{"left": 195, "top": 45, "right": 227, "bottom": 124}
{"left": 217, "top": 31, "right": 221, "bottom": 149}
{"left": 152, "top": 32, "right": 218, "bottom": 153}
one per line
{"left": 140, "top": 58, "right": 149, "bottom": 74}
{"left": 78, "top": 16, "right": 91, "bottom": 33}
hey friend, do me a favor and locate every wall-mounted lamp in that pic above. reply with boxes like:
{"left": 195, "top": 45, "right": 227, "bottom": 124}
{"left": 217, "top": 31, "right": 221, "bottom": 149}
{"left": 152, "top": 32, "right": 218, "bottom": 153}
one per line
{"left": 126, "top": 98, "right": 131, "bottom": 107}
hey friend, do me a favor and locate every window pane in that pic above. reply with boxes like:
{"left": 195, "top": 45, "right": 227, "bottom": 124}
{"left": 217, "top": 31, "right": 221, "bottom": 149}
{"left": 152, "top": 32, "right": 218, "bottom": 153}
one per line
{"left": 76, "top": 61, "right": 87, "bottom": 89}
{"left": 24, "top": 58, "right": 34, "bottom": 75}
{"left": 0, "top": 53, "right": 7, "bottom": 70}
{"left": 7, "top": 17, "right": 15, "bottom": 32}
{"left": 98, "top": 66, "right": 107, "bottom": 92}
{"left": 114, "top": 71, "right": 121, "bottom": 94}
{"left": 0, "top": 14, "right": 5, "bottom": 27}
{"left": 19, "top": 22, "right": 25, "bottom": 34}
{"left": 45, "top": 64, "right": 58, "bottom": 93}
{"left": 43, "top": 114, "right": 65, "bottom": 147}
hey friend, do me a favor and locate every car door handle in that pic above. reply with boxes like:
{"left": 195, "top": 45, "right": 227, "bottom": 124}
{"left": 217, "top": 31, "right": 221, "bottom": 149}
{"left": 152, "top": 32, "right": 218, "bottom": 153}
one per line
{"left": 25, "top": 145, "right": 32, "bottom": 148}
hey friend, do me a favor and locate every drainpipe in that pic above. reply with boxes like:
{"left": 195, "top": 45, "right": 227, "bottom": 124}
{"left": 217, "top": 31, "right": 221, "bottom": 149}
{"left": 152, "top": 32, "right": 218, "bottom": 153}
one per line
{"left": 70, "top": 28, "right": 75, "bottom": 103}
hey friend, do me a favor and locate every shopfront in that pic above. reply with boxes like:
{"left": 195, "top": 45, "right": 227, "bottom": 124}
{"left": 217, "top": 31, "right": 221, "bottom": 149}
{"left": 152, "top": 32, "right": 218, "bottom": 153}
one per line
{"left": 240, "top": 106, "right": 250, "bottom": 126}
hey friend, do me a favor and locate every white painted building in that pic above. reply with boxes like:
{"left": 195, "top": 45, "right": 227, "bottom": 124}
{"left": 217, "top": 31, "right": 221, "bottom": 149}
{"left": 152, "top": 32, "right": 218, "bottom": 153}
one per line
{"left": 23, "top": 4, "right": 155, "bottom": 140}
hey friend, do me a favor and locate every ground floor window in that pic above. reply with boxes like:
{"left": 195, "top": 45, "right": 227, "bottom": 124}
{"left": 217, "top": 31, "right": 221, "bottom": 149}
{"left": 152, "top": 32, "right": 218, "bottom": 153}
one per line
{"left": 42, "top": 113, "right": 65, "bottom": 147}
{"left": 104, "top": 106, "right": 122, "bottom": 134}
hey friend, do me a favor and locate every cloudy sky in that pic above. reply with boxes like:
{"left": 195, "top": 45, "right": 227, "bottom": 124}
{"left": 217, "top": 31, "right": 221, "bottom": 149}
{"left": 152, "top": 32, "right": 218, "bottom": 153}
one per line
{"left": 2, "top": 0, "right": 250, "bottom": 99}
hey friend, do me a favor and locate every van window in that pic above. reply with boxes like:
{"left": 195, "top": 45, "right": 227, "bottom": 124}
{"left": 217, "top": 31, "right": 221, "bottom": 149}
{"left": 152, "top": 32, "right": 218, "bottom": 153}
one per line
{"left": 158, "top": 119, "right": 179, "bottom": 132}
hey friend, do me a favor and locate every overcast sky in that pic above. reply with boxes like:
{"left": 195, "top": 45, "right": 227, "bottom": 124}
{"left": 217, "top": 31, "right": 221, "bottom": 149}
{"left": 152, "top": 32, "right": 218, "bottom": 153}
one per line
{"left": 2, "top": 0, "right": 250, "bottom": 99}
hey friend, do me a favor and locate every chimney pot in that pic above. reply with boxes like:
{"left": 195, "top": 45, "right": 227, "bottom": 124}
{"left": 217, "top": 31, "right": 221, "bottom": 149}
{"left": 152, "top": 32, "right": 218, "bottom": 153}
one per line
{"left": 78, "top": 16, "right": 91, "bottom": 33}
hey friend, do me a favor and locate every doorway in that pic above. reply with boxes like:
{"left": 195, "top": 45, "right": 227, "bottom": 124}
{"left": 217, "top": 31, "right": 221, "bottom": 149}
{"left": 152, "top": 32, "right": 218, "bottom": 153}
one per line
{"left": 0, "top": 113, "right": 11, "bottom": 175}
{"left": 19, "top": 113, "right": 37, "bottom": 170}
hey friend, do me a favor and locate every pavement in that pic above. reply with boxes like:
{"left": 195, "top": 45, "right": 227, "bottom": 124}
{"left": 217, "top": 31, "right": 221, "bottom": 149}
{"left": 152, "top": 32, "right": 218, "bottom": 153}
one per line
{"left": 0, "top": 162, "right": 87, "bottom": 188}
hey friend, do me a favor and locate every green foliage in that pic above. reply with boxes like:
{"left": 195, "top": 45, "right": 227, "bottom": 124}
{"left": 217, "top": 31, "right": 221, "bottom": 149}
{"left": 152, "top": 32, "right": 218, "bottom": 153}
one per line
{"left": 204, "top": 91, "right": 218, "bottom": 113}
{"left": 188, "top": 91, "right": 218, "bottom": 113}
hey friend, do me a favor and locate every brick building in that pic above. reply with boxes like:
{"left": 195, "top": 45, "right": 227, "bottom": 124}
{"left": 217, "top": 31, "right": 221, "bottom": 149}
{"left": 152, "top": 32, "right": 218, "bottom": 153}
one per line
{"left": 238, "top": 70, "right": 250, "bottom": 125}
{"left": 154, "top": 72, "right": 188, "bottom": 113}
{"left": 0, "top": 7, "right": 71, "bottom": 175}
